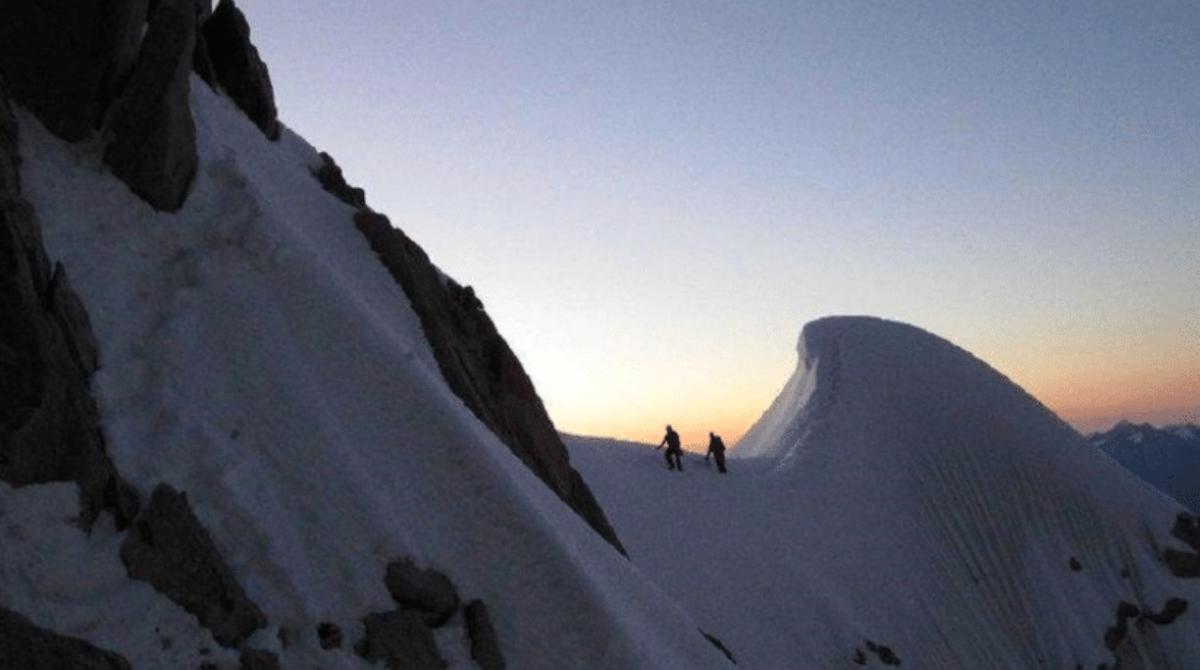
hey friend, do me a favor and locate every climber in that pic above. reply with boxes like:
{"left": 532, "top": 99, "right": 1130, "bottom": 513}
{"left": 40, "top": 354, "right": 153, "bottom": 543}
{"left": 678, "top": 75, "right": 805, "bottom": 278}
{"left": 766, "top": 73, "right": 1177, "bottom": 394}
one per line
{"left": 656, "top": 425, "right": 683, "bottom": 471}
{"left": 705, "top": 432, "right": 727, "bottom": 474}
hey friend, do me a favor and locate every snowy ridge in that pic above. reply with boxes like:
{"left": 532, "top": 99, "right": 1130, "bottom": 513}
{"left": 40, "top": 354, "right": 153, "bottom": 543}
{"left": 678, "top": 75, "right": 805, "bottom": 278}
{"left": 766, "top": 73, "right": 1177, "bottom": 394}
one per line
{"left": 568, "top": 317, "right": 1200, "bottom": 668}
{"left": 10, "top": 78, "right": 731, "bottom": 669}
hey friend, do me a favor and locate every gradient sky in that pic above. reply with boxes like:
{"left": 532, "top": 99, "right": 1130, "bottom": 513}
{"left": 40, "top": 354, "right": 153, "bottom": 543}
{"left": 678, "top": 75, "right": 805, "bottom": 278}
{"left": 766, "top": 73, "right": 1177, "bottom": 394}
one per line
{"left": 238, "top": 0, "right": 1198, "bottom": 448}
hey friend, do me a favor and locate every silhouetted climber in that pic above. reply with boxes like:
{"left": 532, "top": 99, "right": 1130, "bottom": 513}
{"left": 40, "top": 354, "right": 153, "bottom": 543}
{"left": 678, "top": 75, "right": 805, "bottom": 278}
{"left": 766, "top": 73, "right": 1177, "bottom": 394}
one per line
{"left": 706, "top": 432, "right": 727, "bottom": 474}
{"left": 657, "top": 425, "right": 683, "bottom": 471}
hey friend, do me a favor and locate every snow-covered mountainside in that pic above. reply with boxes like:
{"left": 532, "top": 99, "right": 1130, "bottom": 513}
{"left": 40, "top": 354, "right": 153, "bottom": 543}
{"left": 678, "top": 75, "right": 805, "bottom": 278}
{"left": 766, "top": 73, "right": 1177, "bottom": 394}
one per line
{"left": 1089, "top": 421, "right": 1200, "bottom": 513}
{"left": 5, "top": 2, "right": 1200, "bottom": 669}
{"left": 567, "top": 317, "right": 1200, "bottom": 669}
{"left": 2, "top": 42, "right": 728, "bottom": 670}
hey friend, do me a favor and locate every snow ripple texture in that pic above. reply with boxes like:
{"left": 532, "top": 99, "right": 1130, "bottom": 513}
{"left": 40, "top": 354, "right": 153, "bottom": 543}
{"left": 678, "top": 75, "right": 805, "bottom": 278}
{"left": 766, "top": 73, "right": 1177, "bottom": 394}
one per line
{"left": 572, "top": 316, "right": 1200, "bottom": 669}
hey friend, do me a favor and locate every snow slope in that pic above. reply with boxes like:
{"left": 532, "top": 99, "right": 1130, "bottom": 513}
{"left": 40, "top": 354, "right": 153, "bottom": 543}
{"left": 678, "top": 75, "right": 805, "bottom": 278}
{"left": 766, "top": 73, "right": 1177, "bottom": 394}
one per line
{"left": 567, "top": 317, "right": 1200, "bottom": 669}
{"left": 7, "top": 78, "right": 732, "bottom": 669}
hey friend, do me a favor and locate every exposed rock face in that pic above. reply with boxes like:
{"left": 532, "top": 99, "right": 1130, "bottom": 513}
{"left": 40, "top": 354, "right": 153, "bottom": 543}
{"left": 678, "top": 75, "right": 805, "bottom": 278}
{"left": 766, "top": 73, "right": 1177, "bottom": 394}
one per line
{"left": 357, "top": 557, "right": 506, "bottom": 669}
{"left": 313, "top": 152, "right": 367, "bottom": 210}
{"left": 1144, "top": 598, "right": 1188, "bottom": 626}
{"left": 0, "top": 607, "right": 133, "bottom": 670}
{"left": 119, "top": 484, "right": 267, "bottom": 648}
{"left": 699, "top": 629, "right": 735, "bottom": 665}
{"left": 864, "top": 640, "right": 901, "bottom": 666}
{"left": 1165, "top": 513, "right": 1200, "bottom": 578}
{"left": 352, "top": 209, "right": 625, "bottom": 555}
{"left": 1105, "top": 601, "right": 1140, "bottom": 651}
{"left": 1166, "top": 548, "right": 1200, "bottom": 578}
{"left": 0, "top": 81, "right": 140, "bottom": 529}
{"left": 104, "top": 0, "right": 199, "bottom": 212}
{"left": 465, "top": 600, "right": 507, "bottom": 670}
{"left": 384, "top": 558, "right": 460, "bottom": 627}
{"left": 1172, "top": 512, "right": 1200, "bottom": 550}
{"left": 317, "top": 622, "right": 343, "bottom": 650}
{"left": 238, "top": 648, "right": 281, "bottom": 670}
{"left": 0, "top": 0, "right": 148, "bottom": 142}
{"left": 202, "top": 0, "right": 281, "bottom": 140}
{"left": 357, "top": 610, "right": 447, "bottom": 670}
{"left": 1, "top": 0, "right": 276, "bottom": 213}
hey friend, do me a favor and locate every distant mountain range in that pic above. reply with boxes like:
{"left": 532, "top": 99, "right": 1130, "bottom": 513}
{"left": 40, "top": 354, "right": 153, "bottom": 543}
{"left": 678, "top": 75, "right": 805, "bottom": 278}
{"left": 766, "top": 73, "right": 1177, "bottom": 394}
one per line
{"left": 1088, "top": 421, "right": 1200, "bottom": 512}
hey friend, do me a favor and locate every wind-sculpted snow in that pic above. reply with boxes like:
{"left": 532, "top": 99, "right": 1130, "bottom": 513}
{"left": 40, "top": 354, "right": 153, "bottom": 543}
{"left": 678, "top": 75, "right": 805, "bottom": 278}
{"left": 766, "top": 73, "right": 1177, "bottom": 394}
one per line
{"left": 569, "top": 317, "right": 1200, "bottom": 669}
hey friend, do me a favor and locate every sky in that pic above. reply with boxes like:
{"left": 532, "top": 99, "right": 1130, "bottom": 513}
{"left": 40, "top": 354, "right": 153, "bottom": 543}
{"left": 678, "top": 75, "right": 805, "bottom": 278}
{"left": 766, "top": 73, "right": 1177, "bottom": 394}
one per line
{"left": 237, "top": 0, "right": 1199, "bottom": 447}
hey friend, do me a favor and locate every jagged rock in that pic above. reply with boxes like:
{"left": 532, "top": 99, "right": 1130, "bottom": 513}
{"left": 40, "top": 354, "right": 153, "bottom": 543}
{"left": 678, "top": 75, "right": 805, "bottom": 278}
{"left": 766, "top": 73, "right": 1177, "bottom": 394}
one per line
{"left": 202, "top": 0, "right": 280, "bottom": 140}
{"left": 104, "top": 0, "right": 199, "bottom": 212}
{"left": 120, "top": 484, "right": 267, "bottom": 648}
{"left": 1164, "top": 549, "right": 1200, "bottom": 578}
{"left": 1143, "top": 598, "right": 1188, "bottom": 625}
{"left": 0, "top": 0, "right": 148, "bottom": 142}
{"left": 317, "top": 622, "right": 342, "bottom": 649}
{"left": 356, "top": 610, "right": 447, "bottom": 670}
{"left": 352, "top": 209, "right": 626, "bottom": 555}
{"left": 313, "top": 152, "right": 367, "bottom": 209}
{"left": 384, "top": 558, "right": 459, "bottom": 627}
{"left": 100, "top": 0, "right": 154, "bottom": 114}
{"left": 699, "top": 628, "right": 736, "bottom": 665}
{"left": 189, "top": 0, "right": 219, "bottom": 86}
{"left": 276, "top": 626, "right": 294, "bottom": 648}
{"left": 193, "top": 31, "right": 220, "bottom": 90}
{"left": 465, "top": 600, "right": 506, "bottom": 670}
{"left": 0, "top": 606, "right": 132, "bottom": 670}
{"left": 238, "top": 648, "right": 281, "bottom": 670}
{"left": 1172, "top": 512, "right": 1200, "bottom": 551}
{"left": 0, "top": 83, "right": 140, "bottom": 529}
{"left": 1105, "top": 601, "right": 1140, "bottom": 651}
{"left": 865, "top": 640, "right": 901, "bottom": 666}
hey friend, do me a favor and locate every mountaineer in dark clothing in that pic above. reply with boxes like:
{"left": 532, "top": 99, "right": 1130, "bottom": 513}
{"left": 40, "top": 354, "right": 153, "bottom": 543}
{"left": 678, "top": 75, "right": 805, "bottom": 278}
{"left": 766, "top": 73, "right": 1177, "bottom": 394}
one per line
{"left": 706, "top": 432, "right": 727, "bottom": 474}
{"left": 657, "top": 425, "right": 683, "bottom": 471}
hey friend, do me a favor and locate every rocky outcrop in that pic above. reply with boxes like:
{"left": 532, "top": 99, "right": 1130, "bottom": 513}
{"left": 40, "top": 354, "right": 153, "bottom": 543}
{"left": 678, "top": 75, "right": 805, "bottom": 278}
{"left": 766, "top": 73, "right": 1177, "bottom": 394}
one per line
{"left": 104, "top": 0, "right": 199, "bottom": 212}
{"left": 317, "top": 622, "right": 343, "bottom": 650}
{"left": 351, "top": 209, "right": 625, "bottom": 555}
{"left": 1165, "top": 511, "right": 1200, "bottom": 578}
{"left": 1165, "top": 548, "right": 1200, "bottom": 578}
{"left": 1098, "top": 514, "right": 1199, "bottom": 665}
{"left": 357, "top": 610, "right": 446, "bottom": 670}
{"left": 119, "top": 484, "right": 267, "bottom": 648}
{"left": 0, "top": 81, "right": 140, "bottom": 529}
{"left": 465, "top": 600, "right": 506, "bottom": 670}
{"left": 356, "top": 557, "right": 507, "bottom": 670}
{"left": 309, "top": 150, "right": 624, "bottom": 554}
{"left": 1172, "top": 512, "right": 1200, "bottom": 550}
{"left": 313, "top": 152, "right": 367, "bottom": 210}
{"left": 238, "top": 648, "right": 281, "bottom": 670}
{"left": 0, "top": 0, "right": 148, "bottom": 142}
{"left": 385, "top": 557, "right": 460, "bottom": 627}
{"left": 0, "top": 607, "right": 133, "bottom": 670}
{"left": 0, "top": 0, "right": 278, "bottom": 213}
{"left": 865, "top": 640, "right": 901, "bottom": 666}
{"left": 202, "top": 0, "right": 281, "bottom": 140}
{"left": 1104, "top": 601, "right": 1141, "bottom": 651}
{"left": 1144, "top": 598, "right": 1188, "bottom": 626}
{"left": 699, "top": 629, "right": 736, "bottom": 665}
